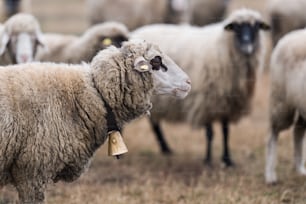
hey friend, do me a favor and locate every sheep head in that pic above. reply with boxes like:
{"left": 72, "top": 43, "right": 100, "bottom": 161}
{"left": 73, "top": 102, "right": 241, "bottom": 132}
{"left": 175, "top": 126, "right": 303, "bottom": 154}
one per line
{"left": 0, "top": 13, "right": 46, "bottom": 64}
{"left": 124, "top": 39, "right": 191, "bottom": 99}
{"left": 224, "top": 9, "right": 270, "bottom": 56}
{"left": 91, "top": 39, "right": 191, "bottom": 125}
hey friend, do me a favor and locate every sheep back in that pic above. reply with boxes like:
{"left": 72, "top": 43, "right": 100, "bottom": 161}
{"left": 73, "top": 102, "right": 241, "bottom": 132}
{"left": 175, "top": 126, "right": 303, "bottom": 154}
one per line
{"left": 87, "top": 0, "right": 168, "bottom": 30}
{"left": 190, "top": 0, "right": 228, "bottom": 26}
{"left": 270, "top": 29, "right": 306, "bottom": 127}
{"left": 0, "top": 63, "right": 107, "bottom": 185}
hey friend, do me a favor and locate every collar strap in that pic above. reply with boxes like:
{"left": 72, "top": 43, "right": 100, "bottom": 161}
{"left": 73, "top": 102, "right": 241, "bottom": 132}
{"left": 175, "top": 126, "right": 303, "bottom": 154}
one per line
{"left": 102, "top": 96, "right": 120, "bottom": 133}
{"left": 91, "top": 75, "right": 120, "bottom": 133}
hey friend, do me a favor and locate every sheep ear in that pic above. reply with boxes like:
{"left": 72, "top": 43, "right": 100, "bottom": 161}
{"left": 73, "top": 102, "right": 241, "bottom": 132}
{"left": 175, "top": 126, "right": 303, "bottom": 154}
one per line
{"left": 0, "top": 32, "right": 10, "bottom": 55}
{"left": 134, "top": 56, "right": 151, "bottom": 72}
{"left": 36, "top": 30, "right": 46, "bottom": 47}
{"left": 224, "top": 23, "right": 235, "bottom": 31}
{"left": 258, "top": 21, "right": 270, "bottom": 30}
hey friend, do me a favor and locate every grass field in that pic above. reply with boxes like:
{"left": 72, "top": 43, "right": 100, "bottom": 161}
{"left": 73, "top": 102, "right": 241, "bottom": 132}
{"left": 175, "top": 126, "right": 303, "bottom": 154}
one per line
{"left": 2, "top": 0, "right": 306, "bottom": 203}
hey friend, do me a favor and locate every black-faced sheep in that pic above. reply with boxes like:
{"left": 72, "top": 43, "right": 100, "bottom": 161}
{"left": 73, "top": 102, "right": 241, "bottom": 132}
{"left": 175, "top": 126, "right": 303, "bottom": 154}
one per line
{"left": 0, "top": 39, "right": 191, "bottom": 203}
{"left": 132, "top": 8, "right": 269, "bottom": 166}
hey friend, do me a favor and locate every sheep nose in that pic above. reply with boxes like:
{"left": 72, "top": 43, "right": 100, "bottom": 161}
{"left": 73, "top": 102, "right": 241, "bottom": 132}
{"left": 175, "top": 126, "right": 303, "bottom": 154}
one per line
{"left": 186, "top": 79, "right": 191, "bottom": 85}
{"left": 20, "top": 54, "right": 29, "bottom": 62}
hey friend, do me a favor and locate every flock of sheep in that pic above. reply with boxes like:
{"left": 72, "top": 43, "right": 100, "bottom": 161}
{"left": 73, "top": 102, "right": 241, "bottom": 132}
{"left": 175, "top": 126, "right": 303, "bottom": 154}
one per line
{"left": 0, "top": 0, "right": 306, "bottom": 203}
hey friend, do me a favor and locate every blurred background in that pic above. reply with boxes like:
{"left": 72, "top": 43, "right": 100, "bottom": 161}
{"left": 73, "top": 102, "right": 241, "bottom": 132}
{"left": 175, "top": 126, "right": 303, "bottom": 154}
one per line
{"left": 1, "top": 0, "right": 306, "bottom": 204}
{"left": 0, "top": 0, "right": 269, "bottom": 34}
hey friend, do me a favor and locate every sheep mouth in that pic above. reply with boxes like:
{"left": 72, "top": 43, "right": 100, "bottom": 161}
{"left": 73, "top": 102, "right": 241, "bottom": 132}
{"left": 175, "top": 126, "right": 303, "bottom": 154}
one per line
{"left": 176, "top": 84, "right": 191, "bottom": 93}
{"left": 173, "top": 88, "right": 190, "bottom": 99}
{"left": 176, "top": 88, "right": 190, "bottom": 93}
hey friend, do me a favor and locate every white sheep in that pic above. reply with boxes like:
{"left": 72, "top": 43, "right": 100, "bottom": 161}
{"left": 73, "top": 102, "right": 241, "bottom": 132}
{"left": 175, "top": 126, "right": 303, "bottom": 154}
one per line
{"left": 0, "top": 13, "right": 46, "bottom": 65}
{"left": 190, "top": 0, "right": 230, "bottom": 26}
{"left": 132, "top": 8, "right": 270, "bottom": 166}
{"left": 268, "top": 0, "right": 306, "bottom": 46}
{"left": 0, "top": 39, "right": 191, "bottom": 203}
{"left": 266, "top": 28, "right": 306, "bottom": 184}
{"left": 86, "top": 0, "right": 191, "bottom": 31}
{"left": 36, "top": 21, "right": 129, "bottom": 64}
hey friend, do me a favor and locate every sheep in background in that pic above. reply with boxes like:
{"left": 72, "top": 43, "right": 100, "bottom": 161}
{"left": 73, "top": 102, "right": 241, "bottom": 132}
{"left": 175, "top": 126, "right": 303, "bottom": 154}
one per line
{"left": 132, "top": 9, "right": 270, "bottom": 166}
{"left": 0, "top": 13, "right": 46, "bottom": 65}
{"left": 36, "top": 22, "right": 129, "bottom": 64}
{"left": 0, "top": 39, "right": 191, "bottom": 203}
{"left": 266, "top": 28, "right": 306, "bottom": 184}
{"left": 268, "top": 0, "right": 306, "bottom": 46}
{"left": 190, "top": 0, "right": 230, "bottom": 26}
{"left": 87, "top": 0, "right": 191, "bottom": 31}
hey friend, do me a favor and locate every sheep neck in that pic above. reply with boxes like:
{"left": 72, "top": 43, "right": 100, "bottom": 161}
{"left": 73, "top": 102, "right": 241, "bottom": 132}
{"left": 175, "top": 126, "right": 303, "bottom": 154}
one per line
{"left": 91, "top": 74, "right": 120, "bottom": 133}
{"left": 101, "top": 94, "right": 120, "bottom": 133}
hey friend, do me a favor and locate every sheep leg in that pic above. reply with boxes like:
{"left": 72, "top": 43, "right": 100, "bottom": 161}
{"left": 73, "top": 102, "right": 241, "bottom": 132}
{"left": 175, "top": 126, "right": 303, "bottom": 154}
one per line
{"left": 266, "top": 96, "right": 295, "bottom": 184}
{"left": 293, "top": 115, "right": 306, "bottom": 175}
{"left": 11, "top": 164, "right": 46, "bottom": 204}
{"left": 221, "top": 119, "right": 234, "bottom": 167}
{"left": 204, "top": 123, "right": 213, "bottom": 166}
{"left": 149, "top": 119, "right": 172, "bottom": 154}
{"left": 265, "top": 128, "right": 279, "bottom": 184}
{"left": 15, "top": 179, "right": 45, "bottom": 204}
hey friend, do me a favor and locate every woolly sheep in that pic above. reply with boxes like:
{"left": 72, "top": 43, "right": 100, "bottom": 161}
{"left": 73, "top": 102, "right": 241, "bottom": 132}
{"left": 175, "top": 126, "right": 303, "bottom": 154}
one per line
{"left": 0, "top": 13, "right": 46, "bottom": 65}
{"left": 190, "top": 0, "right": 230, "bottom": 26}
{"left": 266, "top": 28, "right": 306, "bottom": 184}
{"left": 132, "top": 8, "right": 270, "bottom": 166}
{"left": 86, "top": 0, "right": 191, "bottom": 31}
{"left": 0, "top": 39, "right": 191, "bottom": 203}
{"left": 268, "top": 0, "right": 306, "bottom": 46}
{"left": 36, "top": 22, "right": 129, "bottom": 64}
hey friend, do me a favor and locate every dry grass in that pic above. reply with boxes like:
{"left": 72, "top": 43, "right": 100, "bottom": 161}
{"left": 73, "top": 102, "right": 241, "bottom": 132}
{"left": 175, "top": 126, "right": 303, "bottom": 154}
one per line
{"left": 1, "top": 0, "right": 306, "bottom": 203}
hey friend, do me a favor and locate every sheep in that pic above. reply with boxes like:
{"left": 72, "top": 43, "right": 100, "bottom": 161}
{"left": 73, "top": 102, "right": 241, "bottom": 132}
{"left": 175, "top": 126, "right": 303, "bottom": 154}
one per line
{"left": 132, "top": 8, "right": 270, "bottom": 166}
{"left": 268, "top": 0, "right": 306, "bottom": 46}
{"left": 190, "top": 0, "right": 230, "bottom": 26}
{"left": 0, "top": 13, "right": 46, "bottom": 65}
{"left": 36, "top": 22, "right": 129, "bottom": 64}
{"left": 86, "top": 0, "right": 191, "bottom": 31}
{"left": 266, "top": 28, "right": 306, "bottom": 184}
{"left": 0, "top": 39, "right": 191, "bottom": 203}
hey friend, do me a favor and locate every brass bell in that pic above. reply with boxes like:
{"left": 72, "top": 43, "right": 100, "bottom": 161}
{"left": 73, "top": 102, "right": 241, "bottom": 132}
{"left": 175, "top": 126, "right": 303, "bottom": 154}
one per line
{"left": 108, "top": 131, "right": 128, "bottom": 159}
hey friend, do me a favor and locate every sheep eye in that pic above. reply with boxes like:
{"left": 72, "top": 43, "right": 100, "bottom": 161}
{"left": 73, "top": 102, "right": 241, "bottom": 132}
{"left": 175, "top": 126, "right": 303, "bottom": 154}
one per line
{"left": 102, "top": 38, "right": 112, "bottom": 46}
{"left": 150, "top": 56, "right": 162, "bottom": 70}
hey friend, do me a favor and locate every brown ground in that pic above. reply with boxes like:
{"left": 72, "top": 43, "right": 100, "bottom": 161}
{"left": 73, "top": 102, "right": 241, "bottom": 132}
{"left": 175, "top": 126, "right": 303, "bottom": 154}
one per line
{"left": 1, "top": 0, "right": 306, "bottom": 203}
